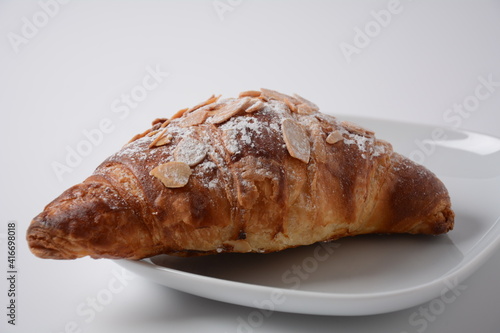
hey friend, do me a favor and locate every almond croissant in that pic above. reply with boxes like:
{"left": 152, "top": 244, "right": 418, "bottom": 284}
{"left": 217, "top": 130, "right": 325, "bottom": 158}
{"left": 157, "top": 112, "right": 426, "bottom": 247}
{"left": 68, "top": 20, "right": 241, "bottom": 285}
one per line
{"left": 27, "top": 89, "right": 454, "bottom": 260}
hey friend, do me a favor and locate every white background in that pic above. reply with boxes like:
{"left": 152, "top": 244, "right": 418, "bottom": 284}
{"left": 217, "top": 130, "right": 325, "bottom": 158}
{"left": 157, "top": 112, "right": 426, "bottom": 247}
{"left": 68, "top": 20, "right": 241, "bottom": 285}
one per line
{"left": 1, "top": 0, "right": 500, "bottom": 332}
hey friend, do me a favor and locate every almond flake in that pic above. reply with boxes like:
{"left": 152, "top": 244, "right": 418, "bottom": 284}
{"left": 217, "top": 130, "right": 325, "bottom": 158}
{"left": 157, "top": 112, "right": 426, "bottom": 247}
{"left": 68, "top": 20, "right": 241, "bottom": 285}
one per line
{"left": 282, "top": 118, "right": 310, "bottom": 163}
{"left": 149, "top": 128, "right": 168, "bottom": 148}
{"left": 186, "top": 94, "right": 220, "bottom": 113}
{"left": 151, "top": 118, "right": 168, "bottom": 126}
{"left": 147, "top": 129, "right": 160, "bottom": 137}
{"left": 293, "top": 93, "right": 320, "bottom": 112}
{"left": 284, "top": 98, "right": 298, "bottom": 113}
{"left": 260, "top": 88, "right": 300, "bottom": 105}
{"left": 174, "top": 137, "right": 208, "bottom": 166}
{"left": 326, "top": 131, "right": 343, "bottom": 144}
{"left": 239, "top": 90, "right": 261, "bottom": 98}
{"left": 314, "top": 113, "right": 336, "bottom": 124}
{"left": 127, "top": 131, "right": 147, "bottom": 143}
{"left": 296, "top": 103, "right": 316, "bottom": 115}
{"left": 154, "top": 133, "right": 173, "bottom": 147}
{"left": 161, "top": 108, "right": 188, "bottom": 127}
{"left": 207, "top": 97, "right": 252, "bottom": 124}
{"left": 245, "top": 100, "right": 265, "bottom": 113}
{"left": 341, "top": 121, "right": 375, "bottom": 137}
{"left": 150, "top": 161, "right": 192, "bottom": 188}
{"left": 179, "top": 109, "right": 209, "bottom": 127}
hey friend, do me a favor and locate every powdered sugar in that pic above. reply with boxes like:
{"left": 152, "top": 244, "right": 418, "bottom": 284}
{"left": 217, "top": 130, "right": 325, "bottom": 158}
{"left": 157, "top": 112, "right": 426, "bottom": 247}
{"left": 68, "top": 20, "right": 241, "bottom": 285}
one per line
{"left": 194, "top": 161, "right": 220, "bottom": 190}
{"left": 343, "top": 132, "right": 371, "bottom": 153}
{"left": 219, "top": 114, "right": 266, "bottom": 154}
{"left": 116, "top": 136, "right": 172, "bottom": 163}
{"left": 372, "top": 143, "right": 386, "bottom": 157}
{"left": 197, "top": 160, "right": 217, "bottom": 172}
{"left": 340, "top": 127, "right": 387, "bottom": 160}
{"left": 174, "top": 137, "right": 208, "bottom": 166}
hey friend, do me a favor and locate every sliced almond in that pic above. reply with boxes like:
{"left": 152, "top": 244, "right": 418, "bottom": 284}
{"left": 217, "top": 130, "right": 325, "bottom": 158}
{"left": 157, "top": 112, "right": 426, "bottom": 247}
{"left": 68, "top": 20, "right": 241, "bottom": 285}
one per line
{"left": 161, "top": 108, "right": 188, "bottom": 127}
{"left": 282, "top": 118, "right": 310, "bottom": 163}
{"left": 154, "top": 133, "right": 173, "bottom": 147}
{"left": 186, "top": 94, "right": 220, "bottom": 113}
{"left": 150, "top": 161, "right": 192, "bottom": 188}
{"left": 147, "top": 131, "right": 157, "bottom": 137}
{"left": 127, "top": 130, "right": 148, "bottom": 144}
{"left": 151, "top": 118, "right": 168, "bottom": 126}
{"left": 341, "top": 121, "right": 375, "bottom": 137}
{"left": 149, "top": 128, "right": 168, "bottom": 148}
{"left": 207, "top": 97, "right": 252, "bottom": 124}
{"left": 174, "top": 137, "right": 208, "bottom": 166}
{"left": 239, "top": 90, "right": 261, "bottom": 98}
{"left": 314, "top": 113, "right": 337, "bottom": 124}
{"left": 245, "top": 100, "right": 265, "bottom": 113}
{"left": 260, "top": 88, "right": 300, "bottom": 105}
{"left": 296, "top": 103, "right": 316, "bottom": 115}
{"left": 172, "top": 108, "right": 189, "bottom": 118}
{"left": 326, "top": 130, "right": 343, "bottom": 144}
{"left": 179, "top": 109, "right": 209, "bottom": 127}
{"left": 293, "top": 93, "right": 320, "bottom": 112}
{"left": 128, "top": 122, "right": 164, "bottom": 143}
{"left": 284, "top": 98, "right": 298, "bottom": 113}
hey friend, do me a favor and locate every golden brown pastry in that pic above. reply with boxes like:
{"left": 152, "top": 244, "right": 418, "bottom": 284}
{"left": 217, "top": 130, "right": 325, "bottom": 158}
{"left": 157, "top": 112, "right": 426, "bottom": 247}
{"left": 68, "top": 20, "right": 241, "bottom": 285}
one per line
{"left": 26, "top": 89, "right": 454, "bottom": 260}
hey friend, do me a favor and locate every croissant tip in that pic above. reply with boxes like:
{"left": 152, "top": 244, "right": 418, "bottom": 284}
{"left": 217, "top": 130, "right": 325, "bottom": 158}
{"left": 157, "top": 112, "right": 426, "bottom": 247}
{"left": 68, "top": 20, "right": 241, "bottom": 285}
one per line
{"left": 433, "top": 205, "right": 455, "bottom": 235}
{"left": 26, "top": 234, "right": 65, "bottom": 260}
{"left": 26, "top": 216, "right": 80, "bottom": 260}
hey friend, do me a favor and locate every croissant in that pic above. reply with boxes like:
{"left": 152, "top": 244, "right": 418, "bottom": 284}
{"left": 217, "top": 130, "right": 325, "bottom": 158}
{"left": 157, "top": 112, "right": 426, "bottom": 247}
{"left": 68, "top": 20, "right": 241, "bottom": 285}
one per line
{"left": 27, "top": 89, "right": 454, "bottom": 260}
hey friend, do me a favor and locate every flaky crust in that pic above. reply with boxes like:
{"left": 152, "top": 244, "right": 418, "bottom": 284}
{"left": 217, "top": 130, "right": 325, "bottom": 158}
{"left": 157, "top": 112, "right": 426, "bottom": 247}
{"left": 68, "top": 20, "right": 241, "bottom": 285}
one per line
{"left": 27, "top": 89, "right": 454, "bottom": 259}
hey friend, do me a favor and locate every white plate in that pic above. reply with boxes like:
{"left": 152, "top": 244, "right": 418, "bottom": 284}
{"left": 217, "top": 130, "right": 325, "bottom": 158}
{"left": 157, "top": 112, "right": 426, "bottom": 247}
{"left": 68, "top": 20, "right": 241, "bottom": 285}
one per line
{"left": 115, "top": 116, "right": 500, "bottom": 316}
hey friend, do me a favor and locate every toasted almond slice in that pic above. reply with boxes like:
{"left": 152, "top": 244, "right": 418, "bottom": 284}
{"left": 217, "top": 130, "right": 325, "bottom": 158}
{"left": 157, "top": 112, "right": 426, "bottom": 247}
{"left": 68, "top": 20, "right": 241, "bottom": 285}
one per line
{"left": 159, "top": 119, "right": 171, "bottom": 128}
{"left": 149, "top": 128, "right": 168, "bottom": 148}
{"left": 326, "top": 130, "right": 343, "bottom": 144}
{"left": 293, "top": 93, "right": 320, "bottom": 112}
{"left": 296, "top": 103, "right": 316, "bottom": 115}
{"left": 174, "top": 137, "right": 208, "bottom": 166}
{"left": 245, "top": 100, "right": 265, "bottom": 113}
{"left": 341, "top": 121, "right": 375, "bottom": 137}
{"left": 186, "top": 94, "right": 220, "bottom": 113}
{"left": 154, "top": 133, "right": 173, "bottom": 147}
{"left": 161, "top": 108, "right": 189, "bottom": 128}
{"left": 282, "top": 118, "right": 310, "bottom": 163}
{"left": 127, "top": 128, "right": 150, "bottom": 143}
{"left": 284, "top": 98, "right": 298, "bottom": 113}
{"left": 239, "top": 90, "right": 261, "bottom": 98}
{"left": 314, "top": 113, "right": 337, "bottom": 124}
{"left": 150, "top": 161, "right": 192, "bottom": 188}
{"left": 207, "top": 97, "right": 252, "bottom": 124}
{"left": 260, "top": 88, "right": 300, "bottom": 105}
{"left": 172, "top": 108, "right": 189, "bottom": 119}
{"left": 179, "top": 109, "right": 209, "bottom": 127}
{"left": 151, "top": 118, "right": 168, "bottom": 126}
